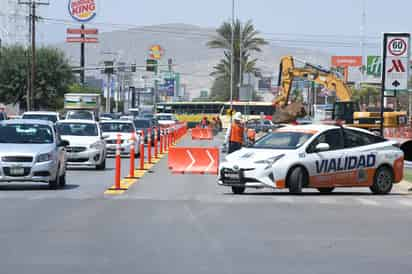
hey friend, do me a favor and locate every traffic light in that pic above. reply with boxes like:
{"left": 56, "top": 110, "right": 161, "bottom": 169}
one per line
{"left": 104, "top": 61, "right": 114, "bottom": 74}
{"left": 131, "top": 64, "right": 136, "bottom": 72}
{"left": 146, "top": 59, "right": 158, "bottom": 72}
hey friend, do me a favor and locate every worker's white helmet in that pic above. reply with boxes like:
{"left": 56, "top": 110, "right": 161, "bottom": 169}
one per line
{"left": 234, "top": 112, "right": 243, "bottom": 121}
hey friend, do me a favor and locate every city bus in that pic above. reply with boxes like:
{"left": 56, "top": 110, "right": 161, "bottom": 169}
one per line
{"left": 156, "top": 101, "right": 274, "bottom": 128}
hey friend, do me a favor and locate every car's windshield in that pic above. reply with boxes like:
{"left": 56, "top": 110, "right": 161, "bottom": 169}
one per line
{"left": 253, "top": 131, "right": 313, "bottom": 150}
{"left": 134, "top": 120, "right": 151, "bottom": 128}
{"left": 67, "top": 111, "right": 94, "bottom": 120}
{"left": 0, "top": 124, "right": 54, "bottom": 144}
{"left": 157, "top": 115, "right": 173, "bottom": 121}
{"left": 57, "top": 123, "right": 98, "bottom": 137}
{"left": 101, "top": 123, "right": 133, "bottom": 133}
{"left": 23, "top": 114, "right": 57, "bottom": 123}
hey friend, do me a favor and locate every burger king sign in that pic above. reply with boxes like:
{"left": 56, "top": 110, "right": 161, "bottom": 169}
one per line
{"left": 68, "top": 0, "right": 97, "bottom": 22}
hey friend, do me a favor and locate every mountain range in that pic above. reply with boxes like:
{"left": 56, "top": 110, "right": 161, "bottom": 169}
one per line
{"left": 57, "top": 23, "right": 331, "bottom": 99}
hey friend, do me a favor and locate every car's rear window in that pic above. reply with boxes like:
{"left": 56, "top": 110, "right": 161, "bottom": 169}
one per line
{"left": 253, "top": 131, "right": 313, "bottom": 150}
{"left": 23, "top": 114, "right": 57, "bottom": 123}
{"left": 101, "top": 123, "right": 133, "bottom": 133}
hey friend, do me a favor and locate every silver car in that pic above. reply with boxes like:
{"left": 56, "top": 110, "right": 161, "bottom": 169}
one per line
{"left": 0, "top": 120, "right": 68, "bottom": 188}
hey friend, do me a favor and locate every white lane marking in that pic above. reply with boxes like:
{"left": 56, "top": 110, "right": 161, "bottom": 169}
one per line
{"left": 273, "top": 196, "right": 294, "bottom": 203}
{"left": 317, "top": 197, "right": 338, "bottom": 205}
{"left": 398, "top": 199, "right": 412, "bottom": 207}
{"left": 356, "top": 198, "right": 380, "bottom": 206}
{"left": 204, "top": 150, "right": 215, "bottom": 173}
{"left": 185, "top": 150, "right": 196, "bottom": 172}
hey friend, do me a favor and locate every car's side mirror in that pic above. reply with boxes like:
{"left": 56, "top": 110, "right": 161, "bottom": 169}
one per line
{"left": 102, "top": 134, "right": 110, "bottom": 139}
{"left": 59, "top": 140, "right": 70, "bottom": 147}
{"left": 315, "top": 143, "right": 330, "bottom": 152}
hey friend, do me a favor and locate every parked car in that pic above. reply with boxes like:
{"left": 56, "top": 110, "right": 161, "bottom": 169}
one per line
{"left": 56, "top": 120, "right": 107, "bottom": 170}
{"left": 0, "top": 119, "right": 69, "bottom": 188}
{"left": 100, "top": 120, "right": 140, "bottom": 156}
{"left": 22, "top": 111, "right": 60, "bottom": 123}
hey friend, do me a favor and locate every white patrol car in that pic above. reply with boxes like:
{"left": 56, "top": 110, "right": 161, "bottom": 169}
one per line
{"left": 218, "top": 124, "right": 404, "bottom": 194}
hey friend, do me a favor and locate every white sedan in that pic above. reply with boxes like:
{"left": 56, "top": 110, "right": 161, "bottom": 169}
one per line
{"left": 100, "top": 120, "right": 140, "bottom": 156}
{"left": 57, "top": 120, "right": 107, "bottom": 170}
{"left": 219, "top": 124, "right": 404, "bottom": 195}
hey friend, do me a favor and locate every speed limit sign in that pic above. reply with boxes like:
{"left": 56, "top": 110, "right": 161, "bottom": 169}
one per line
{"left": 387, "top": 37, "right": 409, "bottom": 57}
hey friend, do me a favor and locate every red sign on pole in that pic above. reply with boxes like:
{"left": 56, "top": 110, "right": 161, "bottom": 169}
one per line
{"left": 331, "top": 56, "right": 362, "bottom": 67}
{"left": 66, "top": 37, "right": 99, "bottom": 43}
{"left": 67, "top": 28, "right": 99, "bottom": 35}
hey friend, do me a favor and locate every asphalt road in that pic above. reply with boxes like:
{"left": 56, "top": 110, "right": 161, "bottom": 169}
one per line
{"left": 1, "top": 133, "right": 412, "bottom": 274}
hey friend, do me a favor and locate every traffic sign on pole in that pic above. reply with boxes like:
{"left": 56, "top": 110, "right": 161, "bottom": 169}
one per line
{"left": 383, "top": 33, "right": 410, "bottom": 92}
{"left": 380, "top": 33, "right": 411, "bottom": 136}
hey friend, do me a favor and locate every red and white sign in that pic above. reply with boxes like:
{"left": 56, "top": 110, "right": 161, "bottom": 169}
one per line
{"left": 68, "top": 0, "right": 97, "bottom": 22}
{"left": 387, "top": 38, "right": 408, "bottom": 57}
{"left": 67, "top": 28, "right": 98, "bottom": 35}
{"left": 66, "top": 37, "right": 98, "bottom": 43}
{"left": 384, "top": 33, "right": 410, "bottom": 91}
{"left": 168, "top": 147, "right": 219, "bottom": 175}
{"left": 331, "top": 56, "right": 362, "bottom": 67}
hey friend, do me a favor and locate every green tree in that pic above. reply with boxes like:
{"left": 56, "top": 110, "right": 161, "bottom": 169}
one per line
{"left": 351, "top": 86, "right": 380, "bottom": 107}
{"left": 207, "top": 19, "right": 267, "bottom": 100}
{"left": 0, "top": 46, "right": 74, "bottom": 110}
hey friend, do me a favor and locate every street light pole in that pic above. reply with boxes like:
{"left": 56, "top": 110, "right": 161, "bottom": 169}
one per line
{"left": 230, "top": 0, "right": 235, "bottom": 113}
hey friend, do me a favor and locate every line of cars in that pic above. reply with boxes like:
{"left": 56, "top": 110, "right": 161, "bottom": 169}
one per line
{"left": 0, "top": 111, "right": 181, "bottom": 189}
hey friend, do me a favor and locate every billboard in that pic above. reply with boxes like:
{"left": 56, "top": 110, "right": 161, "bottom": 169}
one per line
{"left": 149, "top": 45, "right": 164, "bottom": 60}
{"left": 331, "top": 56, "right": 362, "bottom": 67}
{"left": 366, "top": 56, "right": 382, "bottom": 77}
{"left": 68, "top": 0, "right": 97, "bottom": 22}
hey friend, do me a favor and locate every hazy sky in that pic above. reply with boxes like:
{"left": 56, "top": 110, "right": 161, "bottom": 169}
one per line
{"left": 35, "top": 0, "right": 412, "bottom": 55}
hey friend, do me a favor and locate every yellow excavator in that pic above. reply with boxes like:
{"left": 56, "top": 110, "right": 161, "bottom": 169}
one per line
{"left": 273, "top": 56, "right": 407, "bottom": 130}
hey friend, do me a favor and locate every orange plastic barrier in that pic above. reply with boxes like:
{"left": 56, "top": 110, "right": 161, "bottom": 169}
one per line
{"left": 191, "top": 128, "right": 213, "bottom": 140}
{"left": 168, "top": 147, "right": 219, "bottom": 175}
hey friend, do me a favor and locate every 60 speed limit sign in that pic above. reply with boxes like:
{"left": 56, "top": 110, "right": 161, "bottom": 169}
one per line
{"left": 387, "top": 38, "right": 408, "bottom": 57}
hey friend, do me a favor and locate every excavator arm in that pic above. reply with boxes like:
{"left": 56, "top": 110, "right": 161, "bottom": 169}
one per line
{"left": 275, "top": 56, "right": 352, "bottom": 105}
{"left": 273, "top": 56, "right": 353, "bottom": 123}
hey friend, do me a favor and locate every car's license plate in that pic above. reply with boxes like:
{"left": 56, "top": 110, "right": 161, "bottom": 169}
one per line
{"left": 10, "top": 167, "right": 25, "bottom": 176}
{"left": 225, "top": 171, "right": 240, "bottom": 180}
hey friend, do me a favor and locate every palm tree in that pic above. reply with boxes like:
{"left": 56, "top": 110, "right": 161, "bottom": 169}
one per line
{"left": 207, "top": 19, "right": 268, "bottom": 100}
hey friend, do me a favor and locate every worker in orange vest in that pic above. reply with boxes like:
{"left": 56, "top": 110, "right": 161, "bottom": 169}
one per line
{"left": 225, "top": 112, "right": 245, "bottom": 153}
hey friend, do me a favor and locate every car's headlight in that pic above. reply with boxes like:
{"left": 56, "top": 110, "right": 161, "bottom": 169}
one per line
{"left": 90, "top": 142, "right": 101, "bottom": 149}
{"left": 37, "top": 153, "right": 53, "bottom": 163}
{"left": 254, "top": 154, "right": 285, "bottom": 165}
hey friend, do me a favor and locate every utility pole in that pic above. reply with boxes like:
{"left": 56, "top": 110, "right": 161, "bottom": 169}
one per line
{"left": 230, "top": 0, "right": 235, "bottom": 113}
{"left": 80, "top": 24, "right": 85, "bottom": 86}
{"left": 18, "top": 0, "right": 49, "bottom": 111}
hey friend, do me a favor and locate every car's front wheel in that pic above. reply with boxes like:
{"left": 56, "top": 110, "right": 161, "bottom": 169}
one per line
{"left": 288, "top": 167, "right": 306, "bottom": 194}
{"left": 59, "top": 172, "right": 66, "bottom": 187}
{"left": 96, "top": 158, "right": 106, "bottom": 170}
{"left": 49, "top": 167, "right": 60, "bottom": 189}
{"left": 231, "top": 186, "right": 245, "bottom": 194}
{"left": 370, "top": 166, "right": 393, "bottom": 195}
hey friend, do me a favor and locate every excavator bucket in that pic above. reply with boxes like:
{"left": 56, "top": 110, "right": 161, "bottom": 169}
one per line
{"left": 272, "top": 102, "right": 307, "bottom": 124}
